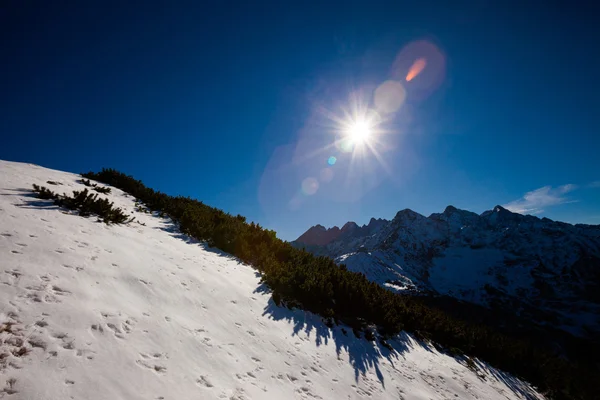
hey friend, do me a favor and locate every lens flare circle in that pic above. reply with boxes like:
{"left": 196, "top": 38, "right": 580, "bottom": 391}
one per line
{"left": 301, "top": 177, "right": 319, "bottom": 196}
{"left": 374, "top": 80, "right": 406, "bottom": 114}
{"left": 335, "top": 135, "right": 354, "bottom": 153}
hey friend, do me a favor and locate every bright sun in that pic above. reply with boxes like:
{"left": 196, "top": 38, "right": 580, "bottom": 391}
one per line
{"left": 347, "top": 119, "right": 372, "bottom": 144}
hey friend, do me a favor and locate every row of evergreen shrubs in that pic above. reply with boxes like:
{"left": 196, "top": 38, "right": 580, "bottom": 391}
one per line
{"left": 81, "top": 169, "right": 597, "bottom": 400}
{"left": 80, "top": 178, "right": 112, "bottom": 194}
{"left": 32, "top": 184, "right": 128, "bottom": 224}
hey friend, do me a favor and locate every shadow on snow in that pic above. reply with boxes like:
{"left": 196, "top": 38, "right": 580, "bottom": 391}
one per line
{"left": 258, "top": 286, "right": 405, "bottom": 387}
{"left": 1, "top": 187, "right": 62, "bottom": 209}
{"left": 15, "top": 190, "right": 541, "bottom": 399}
{"left": 155, "top": 216, "right": 540, "bottom": 399}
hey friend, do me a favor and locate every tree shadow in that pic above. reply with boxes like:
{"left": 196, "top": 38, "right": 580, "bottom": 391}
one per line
{"left": 146, "top": 209, "right": 541, "bottom": 398}
{"left": 252, "top": 271, "right": 271, "bottom": 295}
{"left": 257, "top": 290, "right": 415, "bottom": 387}
{"left": 260, "top": 294, "right": 541, "bottom": 397}
{"left": 466, "top": 358, "right": 542, "bottom": 400}
{"left": 152, "top": 218, "right": 241, "bottom": 262}
{"left": 14, "top": 199, "right": 61, "bottom": 209}
{"left": 0, "top": 187, "right": 38, "bottom": 196}
{"left": 0, "top": 187, "right": 61, "bottom": 209}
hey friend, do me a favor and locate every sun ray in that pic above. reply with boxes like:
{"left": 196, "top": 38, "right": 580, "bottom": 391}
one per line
{"left": 364, "top": 139, "right": 393, "bottom": 176}
{"left": 309, "top": 92, "right": 398, "bottom": 188}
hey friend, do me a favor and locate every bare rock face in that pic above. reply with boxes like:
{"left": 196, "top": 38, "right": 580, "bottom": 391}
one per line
{"left": 295, "top": 224, "right": 342, "bottom": 246}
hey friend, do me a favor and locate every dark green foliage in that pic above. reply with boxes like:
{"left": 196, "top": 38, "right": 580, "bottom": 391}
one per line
{"left": 141, "top": 206, "right": 150, "bottom": 213}
{"left": 80, "top": 178, "right": 96, "bottom": 187}
{"left": 46, "top": 180, "right": 62, "bottom": 185}
{"left": 93, "top": 186, "right": 111, "bottom": 194}
{"left": 79, "top": 178, "right": 110, "bottom": 193}
{"left": 81, "top": 168, "right": 598, "bottom": 400}
{"left": 32, "top": 184, "right": 56, "bottom": 200}
{"left": 32, "top": 184, "right": 128, "bottom": 224}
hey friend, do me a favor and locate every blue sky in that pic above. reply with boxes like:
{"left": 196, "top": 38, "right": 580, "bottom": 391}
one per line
{"left": 1, "top": 2, "right": 599, "bottom": 240}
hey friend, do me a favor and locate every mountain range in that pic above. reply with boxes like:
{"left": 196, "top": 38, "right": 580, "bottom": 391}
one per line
{"left": 293, "top": 205, "right": 600, "bottom": 337}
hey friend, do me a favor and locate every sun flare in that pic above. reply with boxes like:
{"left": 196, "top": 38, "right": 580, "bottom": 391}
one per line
{"left": 347, "top": 118, "right": 372, "bottom": 144}
{"left": 320, "top": 92, "right": 390, "bottom": 172}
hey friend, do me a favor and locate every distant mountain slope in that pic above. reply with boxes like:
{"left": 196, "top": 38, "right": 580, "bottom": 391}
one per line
{"left": 293, "top": 205, "right": 600, "bottom": 337}
{"left": 0, "top": 160, "right": 544, "bottom": 399}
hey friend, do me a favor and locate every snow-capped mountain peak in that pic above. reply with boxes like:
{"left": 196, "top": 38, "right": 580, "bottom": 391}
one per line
{"left": 294, "top": 204, "right": 600, "bottom": 337}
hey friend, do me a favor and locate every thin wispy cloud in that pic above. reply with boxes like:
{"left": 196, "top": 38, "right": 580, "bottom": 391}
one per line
{"left": 503, "top": 184, "right": 578, "bottom": 215}
{"left": 588, "top": 180, "right": 600, "bottom": 188}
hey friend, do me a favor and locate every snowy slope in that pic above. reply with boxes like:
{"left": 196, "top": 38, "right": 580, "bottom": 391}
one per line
{"left": 293, "top": 207, "right": 600, "bottom": 337}
{"left": 0, "top": 160, "right": 542, "bottom": 400}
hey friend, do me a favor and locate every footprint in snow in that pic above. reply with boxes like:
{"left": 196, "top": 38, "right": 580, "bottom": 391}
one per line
{"left": 139, "top": 352, "right": 166, "bottom": 360}
{"left": 94, "top": 313, "right": 137, "bottom": 338}
{"left": 5, "top": 269, "right": 22, "bottom": 279}
{"left": 62, "top": 341, "right": 75, "bottom": 350}
{"left": 235, "top": 372, "right": 257, "bottom": 383}
{"left": 136, "top": 359, "right": 167, "bottom": 374}
{"left": 106, "top": 323, "right": 125, "bottom": 338}
{"left": 62, "top": 264, "right": 84, "bottom": 272}
{"left": 196, "top": 375, "right": 214, "bottom": 388}
{"left": 27, "top": 337, "right": 47, "bottom": 350}
{"left": 2, "top": 378, "right": 18, "bottom": 395}
{"left": 51, "top": 285, "right": 71, "bottom": 296}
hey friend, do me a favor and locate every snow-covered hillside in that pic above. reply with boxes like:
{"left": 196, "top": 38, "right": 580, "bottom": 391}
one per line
{"left": 0, "top": 160, "right": 543, "bottom": 399}
{"left": 293, "top": 206, "right": 600, "bottom": 337}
